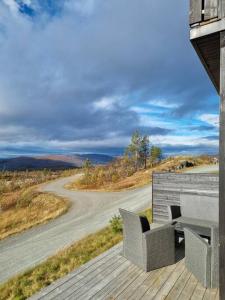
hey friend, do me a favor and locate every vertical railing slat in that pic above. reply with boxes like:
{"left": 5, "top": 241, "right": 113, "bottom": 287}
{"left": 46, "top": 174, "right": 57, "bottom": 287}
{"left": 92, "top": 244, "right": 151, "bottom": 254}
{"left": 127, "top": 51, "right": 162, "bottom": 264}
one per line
{"left": 204, "top": 0, "right": 219, "bottom": 20}
{"left": 189, "top": 0, "right": 202, "bottom": 25}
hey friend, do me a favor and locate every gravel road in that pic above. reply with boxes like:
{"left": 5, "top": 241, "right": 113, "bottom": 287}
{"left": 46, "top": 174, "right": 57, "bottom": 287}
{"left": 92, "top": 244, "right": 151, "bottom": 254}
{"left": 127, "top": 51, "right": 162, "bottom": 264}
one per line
{"left": 0, "top": 175, "right": 151, "bottom": 284}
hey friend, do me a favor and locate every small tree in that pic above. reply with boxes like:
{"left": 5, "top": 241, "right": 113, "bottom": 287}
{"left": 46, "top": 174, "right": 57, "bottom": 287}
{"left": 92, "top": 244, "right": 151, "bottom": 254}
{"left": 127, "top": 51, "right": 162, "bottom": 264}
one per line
{"left": 150, "top": 146, "right": 162, "bottom": 165}
{"left": 139, "top": 135, "right": 150, "bottom": 169}
{"left": 82, "top": 159, "right": 93, "bottom": 184}
{"left": 125, "top": 130, "right": 142, "bottom": 171}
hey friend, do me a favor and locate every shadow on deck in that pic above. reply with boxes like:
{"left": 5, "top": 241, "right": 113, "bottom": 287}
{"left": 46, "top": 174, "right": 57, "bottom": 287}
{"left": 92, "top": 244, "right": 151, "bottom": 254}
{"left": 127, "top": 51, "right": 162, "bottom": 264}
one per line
{"left": 30, "top": 242, "right": 219, "bottom": 300}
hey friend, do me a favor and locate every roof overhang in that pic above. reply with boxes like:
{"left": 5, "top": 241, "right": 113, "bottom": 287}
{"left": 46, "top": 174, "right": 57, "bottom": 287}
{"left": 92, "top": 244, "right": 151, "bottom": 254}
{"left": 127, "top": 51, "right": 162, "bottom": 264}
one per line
{"left": 190, "top": 20, "right": 225, "bottom": 94}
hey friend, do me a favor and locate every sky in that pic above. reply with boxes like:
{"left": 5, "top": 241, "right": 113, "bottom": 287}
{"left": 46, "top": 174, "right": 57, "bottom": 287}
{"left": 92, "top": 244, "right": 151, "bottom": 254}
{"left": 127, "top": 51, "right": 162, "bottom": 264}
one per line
{"left": 0, "top": 0, "right": 220, "bottom": 158}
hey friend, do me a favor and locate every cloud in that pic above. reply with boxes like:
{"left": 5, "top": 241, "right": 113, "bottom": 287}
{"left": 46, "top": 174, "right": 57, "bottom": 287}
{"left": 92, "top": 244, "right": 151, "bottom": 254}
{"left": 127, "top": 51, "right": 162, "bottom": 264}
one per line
{"left": 151, "top": 135, "right": 218, "bottom": 147}
{"left": 65, "top": 0, "right": 97, "bottom": 16}
{"left": 199, "top": 114, "right": 219, "bottom": 128}
{"left": 204, "top": 135, "right": 219, "bottom": 141}
{"left": 130, "top": 106, "right": 153, "bottom": 114}
{"left": 3, "top": 0, "right": 19, "bottom": 14}
{"left": 162, "top": 144, "right": 218, "bottom": 156}
{"left": 93, "top": 97, "right": 118, "bottom": 111}
{"left": 190, "top": 125, "right": 216, "bottom": 131}
{"left": 147, "top": 99, "right": 179, "bottom": 109}
{"left": 0, "top": 0, "right": 219, "bottom": 157}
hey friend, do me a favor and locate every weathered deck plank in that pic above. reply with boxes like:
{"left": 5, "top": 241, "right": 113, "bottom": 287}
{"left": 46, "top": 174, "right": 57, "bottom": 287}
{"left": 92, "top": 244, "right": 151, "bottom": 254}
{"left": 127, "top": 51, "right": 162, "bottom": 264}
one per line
{"left": 191, "top": 282, "right": 207, "bottom": 299}
{"left": 153, "top": 261, "right": 186, "bottom": 300}
{"left": 30, "top": 243, "right": 218, "bottom": 300}
{"left": 165, "top": 268, "right": 191, "bottom": 300}
{"left": 177, "top": 274, "right": 198, "bottom": 300}
{"left": 55, "top": 256, "right": 126, "bottom": 299}
{"left": 91, "top": 264, "right": 138, "bottom": 300}
{"left": 128, "top": 268, "right": 165, "bottom": 300}
{"left": 141, "top": 263, "right": 178, "bottom": 299}
{"left": 30, "top": 243, "right": 122, "bottom": 300}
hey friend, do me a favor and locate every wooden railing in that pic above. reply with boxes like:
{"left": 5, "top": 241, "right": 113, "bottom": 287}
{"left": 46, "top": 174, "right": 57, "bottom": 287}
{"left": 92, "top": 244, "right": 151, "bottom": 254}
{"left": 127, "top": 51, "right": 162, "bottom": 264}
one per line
{"left": 190, "top": 0, "right": 219, "bottom": 25}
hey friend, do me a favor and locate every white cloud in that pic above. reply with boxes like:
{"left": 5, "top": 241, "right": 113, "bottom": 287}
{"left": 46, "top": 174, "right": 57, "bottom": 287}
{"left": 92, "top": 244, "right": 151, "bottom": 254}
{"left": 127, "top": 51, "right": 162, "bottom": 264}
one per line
{"left": 151, "top": 134, "right": 218, "bottom": 147}
{"left": 3, "top": 0, "right": 19, "bottom": 14}
{"left": 147, "top": 98, "right": 179, "bottom": 109}
{"left": 139, "top": 115, "right": 173, "bottom": 129}
{"left": 93, "top": 97, "right": 117, "bottom": 111}
{"left": 199, "top": 114, "right": 219, "bottom": 128}
{"left": 65, "top": 0, "right": 97, "bottom": 15}
{"left": 0, "top": 136, "right": 130, "bottom": 152}
{"left": 130, "top": 106, "right": 153, "bottom": 114}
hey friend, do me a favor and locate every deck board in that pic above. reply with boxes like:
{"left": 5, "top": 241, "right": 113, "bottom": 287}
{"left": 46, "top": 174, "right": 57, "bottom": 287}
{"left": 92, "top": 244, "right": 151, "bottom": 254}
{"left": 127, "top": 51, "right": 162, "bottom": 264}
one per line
{"left": 30, "top": 243, "right": 219, "bottom": 300}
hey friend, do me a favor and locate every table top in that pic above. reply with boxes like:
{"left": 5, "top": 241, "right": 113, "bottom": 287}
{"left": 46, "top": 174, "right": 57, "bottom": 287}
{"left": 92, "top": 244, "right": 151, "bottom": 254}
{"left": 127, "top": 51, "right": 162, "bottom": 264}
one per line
{"left": 174, "top": 216, "right": 218, "bottom": 237}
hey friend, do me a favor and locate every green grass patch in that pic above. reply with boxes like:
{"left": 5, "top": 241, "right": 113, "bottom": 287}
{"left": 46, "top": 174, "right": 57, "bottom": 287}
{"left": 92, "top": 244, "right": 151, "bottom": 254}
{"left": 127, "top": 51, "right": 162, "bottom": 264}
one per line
{"left": 0, "top": 208, "right": 151, "bottom": 300}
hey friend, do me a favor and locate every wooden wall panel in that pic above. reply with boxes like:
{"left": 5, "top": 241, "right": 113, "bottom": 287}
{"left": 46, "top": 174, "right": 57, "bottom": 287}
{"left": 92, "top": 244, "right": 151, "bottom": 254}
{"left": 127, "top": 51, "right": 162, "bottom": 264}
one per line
{"left": 152, "top": 172, "right": 218, "bottom": 223}
{"left": 204, "top": 0, "right": 218, "bottom": 20}
{"left": 220, "top": 0, "right": 225, "bottom": 18}
{"left": 189, "top": 0, "right": 202, "bottom": 25}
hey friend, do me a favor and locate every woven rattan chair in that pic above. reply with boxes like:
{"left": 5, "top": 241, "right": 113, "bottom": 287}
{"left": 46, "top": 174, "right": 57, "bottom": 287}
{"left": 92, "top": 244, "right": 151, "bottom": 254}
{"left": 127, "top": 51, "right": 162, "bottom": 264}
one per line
{"left": 184, "top": 227, "right": 219, "bottom": 288}
{"left": 119, "top": 208, "right": 175, "bottom": 272}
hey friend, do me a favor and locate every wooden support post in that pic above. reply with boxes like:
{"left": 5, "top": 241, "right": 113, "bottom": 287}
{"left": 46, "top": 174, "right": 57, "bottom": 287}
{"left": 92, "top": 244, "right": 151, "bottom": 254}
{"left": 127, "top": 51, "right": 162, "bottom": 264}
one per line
{"left": 220, "top": 30, "right": 225, "bottom": 300}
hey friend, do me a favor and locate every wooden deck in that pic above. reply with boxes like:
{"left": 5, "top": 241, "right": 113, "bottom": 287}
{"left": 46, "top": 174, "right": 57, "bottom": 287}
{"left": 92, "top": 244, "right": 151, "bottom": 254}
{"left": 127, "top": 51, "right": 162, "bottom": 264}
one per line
{"left": 30, "top": 243, "right": 219, "bottom": 300}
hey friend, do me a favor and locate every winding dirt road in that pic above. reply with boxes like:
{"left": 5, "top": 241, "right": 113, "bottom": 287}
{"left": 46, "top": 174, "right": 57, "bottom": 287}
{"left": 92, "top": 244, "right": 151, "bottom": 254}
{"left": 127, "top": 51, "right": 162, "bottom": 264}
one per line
{"left": 0, "top": 175, "right": 151, "bottom": 284}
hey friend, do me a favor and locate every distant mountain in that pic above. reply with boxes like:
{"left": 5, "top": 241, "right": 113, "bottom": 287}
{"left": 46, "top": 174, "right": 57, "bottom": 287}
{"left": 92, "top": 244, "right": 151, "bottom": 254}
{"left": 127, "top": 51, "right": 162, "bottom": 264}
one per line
{"left": 0, "top": 154, "right": 114, "bottom": 171}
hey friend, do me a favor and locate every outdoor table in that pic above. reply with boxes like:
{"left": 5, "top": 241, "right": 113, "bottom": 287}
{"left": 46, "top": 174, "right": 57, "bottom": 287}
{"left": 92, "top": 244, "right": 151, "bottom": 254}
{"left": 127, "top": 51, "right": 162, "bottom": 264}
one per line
{"left": 173, "top": 216, "right": 218, "bottom": 243}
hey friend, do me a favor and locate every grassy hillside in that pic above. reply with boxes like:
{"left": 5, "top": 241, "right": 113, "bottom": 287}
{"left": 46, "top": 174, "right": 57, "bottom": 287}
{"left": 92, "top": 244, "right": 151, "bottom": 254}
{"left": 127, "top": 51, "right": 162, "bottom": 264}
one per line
{"left": 68, "top": 155, "right": 214, "bottom": 192}
{"left": 0, "top": 170, "right": 74, "bottom": 240}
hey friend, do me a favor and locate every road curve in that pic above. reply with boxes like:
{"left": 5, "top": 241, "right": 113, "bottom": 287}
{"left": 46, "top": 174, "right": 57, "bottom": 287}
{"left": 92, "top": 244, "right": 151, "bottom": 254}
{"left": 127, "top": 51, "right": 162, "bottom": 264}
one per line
{"left": 0, "top": 175, "right": 151, "bottom": 284}
{"left": 185, "top": 164, "right": 218, "bottom": 173}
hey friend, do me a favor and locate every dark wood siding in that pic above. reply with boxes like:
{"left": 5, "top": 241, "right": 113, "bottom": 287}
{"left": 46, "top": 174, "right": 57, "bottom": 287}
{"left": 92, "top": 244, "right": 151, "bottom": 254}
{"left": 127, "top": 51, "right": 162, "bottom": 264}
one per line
{"left": 152, "top": 172, "right": 218, "bottom": 223}
{"left": 192, "top": 33, "right": 220, "bottom": 92}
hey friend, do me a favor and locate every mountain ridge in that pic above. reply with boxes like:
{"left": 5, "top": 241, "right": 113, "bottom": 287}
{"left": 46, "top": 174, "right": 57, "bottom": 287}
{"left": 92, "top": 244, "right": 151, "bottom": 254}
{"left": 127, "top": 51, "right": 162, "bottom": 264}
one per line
{"left": 0, "top": 154, "right": 114, "bottom": 171}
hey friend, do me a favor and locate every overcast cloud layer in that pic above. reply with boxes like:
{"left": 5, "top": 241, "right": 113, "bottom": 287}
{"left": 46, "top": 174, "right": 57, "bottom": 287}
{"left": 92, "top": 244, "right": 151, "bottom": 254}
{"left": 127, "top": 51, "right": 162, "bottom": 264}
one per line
{"left": 0, "top": 0, "right": 219, "bottom": 157}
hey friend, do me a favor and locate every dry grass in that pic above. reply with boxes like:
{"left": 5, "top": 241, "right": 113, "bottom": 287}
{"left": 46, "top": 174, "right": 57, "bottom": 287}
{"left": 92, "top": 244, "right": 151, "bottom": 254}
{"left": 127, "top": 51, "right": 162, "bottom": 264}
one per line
{"left": 68, "top": 155, "right": 214, "bottom": 192}
{"left": 0, "top": 208, "right": 151, "bottom": 300}
{"left": 0, "top": 169, "right": 75, "bottom": 240}
{"left": 103, "top": 169, "right": 151, "bottom": 191}
{"left": 0, "top": 227, "right": 122, "bottom": 300}
{"left": 0, "top": 190, "right": 70, "bottom": 240}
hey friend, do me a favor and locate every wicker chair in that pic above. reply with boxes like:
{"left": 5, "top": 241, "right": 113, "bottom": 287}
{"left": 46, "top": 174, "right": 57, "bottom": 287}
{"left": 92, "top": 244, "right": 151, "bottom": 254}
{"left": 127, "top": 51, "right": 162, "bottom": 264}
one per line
{"left": 184, "top": 227, "right": 219, "bottom": 288}
{"left": 119, "top": 208, "right": 175, "bottom": 272}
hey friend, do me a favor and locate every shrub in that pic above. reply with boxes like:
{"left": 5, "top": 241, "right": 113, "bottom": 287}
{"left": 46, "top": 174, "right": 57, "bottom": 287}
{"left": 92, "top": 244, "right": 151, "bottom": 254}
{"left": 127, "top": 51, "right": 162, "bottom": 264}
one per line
{"left": 109, "top": 215, "right": 123, "bottom": 233}
{"left": 0, "top": 193, "right": 19, "bottom": 211}
{"left": 16, "top": 190, "right": 39, "bottom": 208}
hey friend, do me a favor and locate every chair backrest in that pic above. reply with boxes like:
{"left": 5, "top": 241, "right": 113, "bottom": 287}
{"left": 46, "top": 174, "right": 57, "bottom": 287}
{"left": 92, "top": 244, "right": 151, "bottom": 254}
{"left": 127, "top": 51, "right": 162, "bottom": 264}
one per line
{"left": 119, "top": 208, "right": 150, "bottom": 268}
{"left": 168, "top": 205, "right": 181, "bottom": 221}
{"left": 180, "top": 194, "right": 218, "bottom": 223}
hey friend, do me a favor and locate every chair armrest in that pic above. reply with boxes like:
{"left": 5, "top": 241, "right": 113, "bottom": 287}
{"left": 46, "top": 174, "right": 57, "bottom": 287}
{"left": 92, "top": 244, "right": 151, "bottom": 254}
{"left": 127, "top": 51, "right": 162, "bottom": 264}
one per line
{"left": 142, "top": 225, "right": 175, "bottom": 271}
{"left": 143, "top": 224, "right": 174, "bottom": 238}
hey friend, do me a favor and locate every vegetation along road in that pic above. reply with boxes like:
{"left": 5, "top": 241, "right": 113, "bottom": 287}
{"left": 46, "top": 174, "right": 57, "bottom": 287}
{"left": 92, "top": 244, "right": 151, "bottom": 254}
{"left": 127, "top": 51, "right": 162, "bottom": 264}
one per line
{"left": 0, "top": 174, "right": 151, "bottom": 284}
